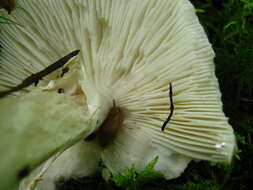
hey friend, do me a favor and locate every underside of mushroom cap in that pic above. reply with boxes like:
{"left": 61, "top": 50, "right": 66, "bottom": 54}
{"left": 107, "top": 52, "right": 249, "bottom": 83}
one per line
{"left": 0, "top": 0, "right": 235, "bottom": 181}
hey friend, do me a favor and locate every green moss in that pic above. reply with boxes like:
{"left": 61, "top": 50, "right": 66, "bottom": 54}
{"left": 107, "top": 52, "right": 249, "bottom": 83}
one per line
{"left": 111, "top": 156, "right": 163, "bottom": 190}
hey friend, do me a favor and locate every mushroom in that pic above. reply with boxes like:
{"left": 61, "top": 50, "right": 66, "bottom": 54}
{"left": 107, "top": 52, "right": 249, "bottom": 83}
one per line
{"left": 0, "top": 0, "right": 235, "bottom": 189}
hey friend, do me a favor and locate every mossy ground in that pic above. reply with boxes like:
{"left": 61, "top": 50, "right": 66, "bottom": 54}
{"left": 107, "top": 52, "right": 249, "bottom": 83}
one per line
{"left": 58, "top": 0, "right": 253, "bottom": 190}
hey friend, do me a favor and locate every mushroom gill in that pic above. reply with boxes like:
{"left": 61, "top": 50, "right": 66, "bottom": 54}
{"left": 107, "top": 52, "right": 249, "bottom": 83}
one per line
{"left": 0, "top": 0, "right": 235, "bottom": 188}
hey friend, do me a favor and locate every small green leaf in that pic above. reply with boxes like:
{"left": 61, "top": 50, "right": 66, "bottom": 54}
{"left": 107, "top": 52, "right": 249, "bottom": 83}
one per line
{"left": 195, "top": 8, "right": 205, "bottom": 13}
{"left": 112, "top": 156, "right": 163, "bottom": 190}
{"left": 112, "top": 168, "right": 136, "bottom": 190}
{"left": 224, "top": 21, "right": 237, "bottom": 30}
{"left": 236, "top": 134, "right": 247, "bottom": 145}
{"left": 234, "top": 149, "right": 242, "bottom": 160}
{"left": 137, "top": 156, "right": 163, "bottom": 184}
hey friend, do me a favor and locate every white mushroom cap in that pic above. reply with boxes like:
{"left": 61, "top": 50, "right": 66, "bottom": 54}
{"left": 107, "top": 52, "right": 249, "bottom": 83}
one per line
{"left": 0, "top": 0, "right": 235, "bottom": 186}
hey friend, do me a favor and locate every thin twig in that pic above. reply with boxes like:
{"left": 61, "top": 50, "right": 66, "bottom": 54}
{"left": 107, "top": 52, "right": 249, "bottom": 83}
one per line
{"left": 0, "top": 50, "right": 80, "bottom": 99}
{"left": 161, "top": 83, "right": 174, "bottom": 131}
